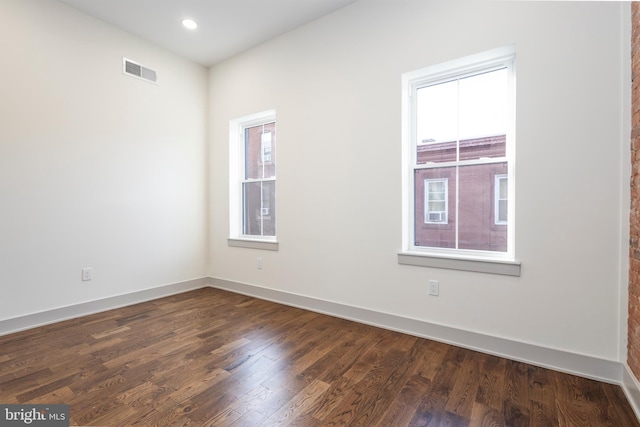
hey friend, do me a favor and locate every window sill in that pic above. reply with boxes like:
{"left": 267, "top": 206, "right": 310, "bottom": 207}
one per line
{"left": 228, "top": 238, "right": 279, "bottom": 251}
{"left": 398, "top": 252, "right": 520, "bottom": 276}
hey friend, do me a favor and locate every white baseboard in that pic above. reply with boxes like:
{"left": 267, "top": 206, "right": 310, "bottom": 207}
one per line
{"left": 210, "top": 277, "right": 623, "bottom": 385}
{"left": 0, "top": 277, "right": 210, "bottom": 336}
{"left": 623, "top": 364, "right": 640, "bottom": 420}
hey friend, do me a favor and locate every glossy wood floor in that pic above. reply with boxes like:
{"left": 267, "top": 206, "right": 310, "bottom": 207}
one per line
{"left": 0, "top": 288, "right": 638, "bottom": 426}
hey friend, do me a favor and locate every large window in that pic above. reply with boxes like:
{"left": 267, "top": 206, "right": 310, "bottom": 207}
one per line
{"left": 229, "top": 110, "right": 277, "bottom": 249}
{"left": 401, "top": 47, "right": 516, "bottom": 270}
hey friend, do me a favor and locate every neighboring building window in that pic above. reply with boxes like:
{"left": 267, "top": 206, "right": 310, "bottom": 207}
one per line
{"left": 261, "top": 131, "right": 272, "bottom": 163}
{"left": 425, "top": 179, "right": 448, "bottom": 224}
{"left": 495, "top": 175, "right": 508, "bottom": 225}
{"left": 229, "top": 110, "right": 276, "bottom": 243}
{"left": 402, "top": 47, "right": 515, "bottom": 259}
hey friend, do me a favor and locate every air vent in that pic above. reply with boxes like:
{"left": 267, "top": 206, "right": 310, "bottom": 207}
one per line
{"left": 123, "top": 58, "right": 157, "bottom": 84}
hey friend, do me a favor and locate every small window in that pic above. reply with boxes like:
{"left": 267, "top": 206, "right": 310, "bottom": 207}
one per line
{"left": 229, "top": 110, "right": 277, "bottom": 246}
{"left": 425, "top": 179, "right": 448, "bottom": 224}
{"left": 495, "top": 175, "right": 508, "bottom": 225}
{"left": 261, "top": 132, "right": 272, "bottom": 163}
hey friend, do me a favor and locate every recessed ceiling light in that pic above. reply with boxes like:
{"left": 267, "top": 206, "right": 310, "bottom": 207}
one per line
{"left": 182, "top": 19, "right": 198, "bottom": 30}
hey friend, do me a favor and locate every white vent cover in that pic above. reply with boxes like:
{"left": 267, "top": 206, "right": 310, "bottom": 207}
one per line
{"left": 123, "top": 58, "right": 157, "bottom": 83}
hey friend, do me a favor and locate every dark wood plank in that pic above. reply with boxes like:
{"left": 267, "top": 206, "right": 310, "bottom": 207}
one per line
{"left": 444, "top": 349, "right": 481, "bottom": 418}
{"left": 475, "top": 353, "right": 506, "bottom": 411}
{"left": 502, "top": 359, "right": 531, "bottom": 426}
{"left": 0, "top": 287, "right": 638, "bottom": 427}
{"left": 528, "top": 364, "right": 557, "bottom": 427}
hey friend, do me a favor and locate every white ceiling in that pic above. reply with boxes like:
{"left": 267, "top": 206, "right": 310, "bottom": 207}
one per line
{"left": 57, "top": 0, "right": 357, "bottom": 67}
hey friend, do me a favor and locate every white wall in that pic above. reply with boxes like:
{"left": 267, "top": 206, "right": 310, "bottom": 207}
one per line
{"left": 209, "top": 0, "right": 628, "bottom": 361}
{"left": 0, "top": 0, "right": 208, "bottom": 320}
{"left": 0, "top": 0, "right": 629, "bottom": 369}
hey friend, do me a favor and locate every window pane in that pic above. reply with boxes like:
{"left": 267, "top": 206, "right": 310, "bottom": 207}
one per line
{"left": 416, "top": 69, "right": 508, "bottom": 164}
{"left": 243, "top": 181, "right": 276, "bottom": 237}
{"left": 498, "top": 200, "right": 508, "bottom": 222}
{"left": 428, "top": 180, "right": 445, "bottom": 194}
{"left": 459, "top": 69, "right": 507, "bottom": 139}
{"left": 459, "top": 69, "right": 508, "bottom": 161}
{"left": 458, "top": 163, "right": 508, "bottom": 252}
{"left": 428, "top": 202, "right": 445, "bottom": 214}
{"left": 499, "top": 177, "right": 508, "bottom": 198}
{"left": 415, "top": 169, "right": 455, "bottom": 247}
{"left": 245, "top": 122, "right": 276, "bottom": 180}
{"left": 416, "top": 80, "right": 458, "bottom": 144}
{"left": 416, "top": 80, "right": 458, "bottom": 164}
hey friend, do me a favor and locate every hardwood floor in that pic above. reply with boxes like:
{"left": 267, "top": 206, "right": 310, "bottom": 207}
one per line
{"left": 0, "top": 287, "right": 638, "bottom": 426}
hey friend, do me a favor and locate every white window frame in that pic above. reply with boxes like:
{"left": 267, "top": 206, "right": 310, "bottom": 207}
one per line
{"left": 424, "top": 178, "right": 448, "bottom": 224}
{"left": 228, "top": 110, "right": 278, "bottom": 251}
{"left": 399, "top": 46, "right": 519, "bottom": 275}
{"left": 495, "top": 174, "right": 508, "bottom": 225}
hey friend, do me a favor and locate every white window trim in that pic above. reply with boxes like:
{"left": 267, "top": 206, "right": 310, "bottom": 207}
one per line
{"left": 229, "top": 110, "right": 278, "bottom": 250}
{"left": 399, "top": 46, "right": 519, "bottom": 275}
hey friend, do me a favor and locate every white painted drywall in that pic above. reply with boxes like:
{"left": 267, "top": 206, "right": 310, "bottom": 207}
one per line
{"left": 209, "top": 0, "right": 629, "bottom": 360}
{"left": 0, "top": 0, "right": 209, "bottom": 320}
{"left": 0, "top": 0, "right": 629, "bottom": 365}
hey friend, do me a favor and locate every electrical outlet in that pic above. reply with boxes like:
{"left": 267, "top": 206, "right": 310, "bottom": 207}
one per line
{"left": 81, "top": 267, "right": 93, "bottom": 281}
{"left": 428, "top": 280, "right": 439, "bottom": 296}
{"left": 256, "top": 257, "right": 263, "bottom": 269}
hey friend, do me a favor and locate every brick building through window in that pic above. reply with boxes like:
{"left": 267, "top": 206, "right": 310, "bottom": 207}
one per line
{"left": 414, "top": 135, "right": 507, "bottom": 252}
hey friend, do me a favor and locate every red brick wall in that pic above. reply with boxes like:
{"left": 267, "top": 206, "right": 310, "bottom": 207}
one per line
{"left": 629, "top": 2, "right": 640, "bottom": 380}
